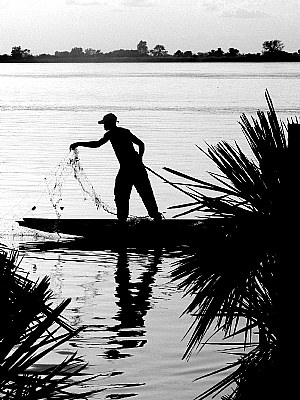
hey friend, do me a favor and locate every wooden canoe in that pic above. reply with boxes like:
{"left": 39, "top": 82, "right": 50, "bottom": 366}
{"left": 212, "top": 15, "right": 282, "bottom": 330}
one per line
{"left": 17, "top": 217, "right": 204, "bottom": 247}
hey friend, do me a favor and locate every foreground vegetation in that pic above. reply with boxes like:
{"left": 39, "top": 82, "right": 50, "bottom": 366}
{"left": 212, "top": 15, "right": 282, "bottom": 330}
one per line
{"left": 0, "top": 248, "right": 100, "bottom": 399}
{"left": 167, "top": 90, "right": 288, "bottom": 399}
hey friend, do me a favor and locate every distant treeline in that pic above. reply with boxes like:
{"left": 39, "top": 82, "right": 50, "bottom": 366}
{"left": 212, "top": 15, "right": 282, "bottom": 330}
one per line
{"left": 1, "top": 40, "right": 300, "bottom": 62}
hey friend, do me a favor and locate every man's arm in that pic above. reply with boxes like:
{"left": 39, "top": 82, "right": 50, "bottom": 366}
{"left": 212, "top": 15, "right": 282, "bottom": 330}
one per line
{"left": 70, "top": 136, "right": 108, "bottom": 151}
{"left": 132, "top": 135, "right": 145, "bottom": 159}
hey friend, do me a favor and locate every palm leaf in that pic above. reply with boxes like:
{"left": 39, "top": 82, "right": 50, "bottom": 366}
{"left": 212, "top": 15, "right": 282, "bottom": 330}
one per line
{"left": 166, "top": 90, "right": 287, "bottom": 399}
{"left": 0, "top": 248, "right": 102, "bottom": 399}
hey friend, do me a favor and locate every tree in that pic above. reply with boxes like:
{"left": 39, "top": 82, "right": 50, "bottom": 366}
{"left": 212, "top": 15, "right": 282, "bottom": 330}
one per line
{"left": 262, "top": 39, "right": 284, "bottom": 54}
{"left": 105, "top": 49, "right": 140, "bottom": 58}
{"left": 36, "top": 53, "right": 53, "bottom": 60}
{"left": 11, "top": 46, "right": 33, "bottom": 60}
{"left": 11, "top": 46, "right": 22, "bottom": 59}
{"left": 85, "top": 48, "right": 97, "bottom": 56}
{"left": 208, "top": 47, "right": 224, "bottom": 57}
{"left": 55, "top": 50, "right": 70, "bottom": 58}
{"left": 137, "top": 40, "right": 149, "bottom": 55}
{"left": 22, "top": 48, "right": 33, "bottom": 59}
{"left": 227, "top": 47, "right": 240, "bottom": 57}
{"left": 183, "top": 50, "right": 193, "bottom": 57}
{"left": 11, "top": 46, "right": 25, "bottom": 59}
{"left": 174, "top": 50, "right": 183, "bottom": 57}
{"left": 84, "top": 48, "right": 102, "bottom": 57}
{"left": 70, "top": 47, "right": 84, "bottom": 57}
{"left": 150, "top": 44, "right": 168, "bottom": 57}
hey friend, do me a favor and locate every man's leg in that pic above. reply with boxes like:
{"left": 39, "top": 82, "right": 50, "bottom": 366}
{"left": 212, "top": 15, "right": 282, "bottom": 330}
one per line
{"left": 114, "top": 170, "right": 133, "bottom": 222}
{"left": 133, "top": 166, "right": 162, "bottom": 220}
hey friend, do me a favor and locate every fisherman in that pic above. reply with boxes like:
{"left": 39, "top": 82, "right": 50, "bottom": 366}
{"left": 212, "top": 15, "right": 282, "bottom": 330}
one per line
{"left": 70, "top": 113, "right": 162, "bottom": 223}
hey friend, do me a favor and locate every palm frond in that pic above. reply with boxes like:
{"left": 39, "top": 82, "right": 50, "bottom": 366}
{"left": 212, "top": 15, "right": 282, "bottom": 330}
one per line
{"left": 0, "top": 248, "right": 101, "bottom": 399}
{"left": 166, "top": 90, "right": 287, "bottom": 399}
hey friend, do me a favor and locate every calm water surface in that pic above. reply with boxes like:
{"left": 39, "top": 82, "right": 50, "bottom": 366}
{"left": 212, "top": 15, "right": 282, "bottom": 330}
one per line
{"left": 0, "top": 62, "right": 298, "bottom": 398}
{"left": 19, "top": 243, "right": 230, "bottom": 399}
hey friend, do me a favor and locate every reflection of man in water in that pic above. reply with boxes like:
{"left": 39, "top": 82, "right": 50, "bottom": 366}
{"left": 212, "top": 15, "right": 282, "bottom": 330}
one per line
{"left": 70, "top": 113, "right": 162, "bottom": 223}
{"left": 114, "top": 249, "right": 161, "bottom": 329}
{"left": 105, "top": 249, "right": 162, "bottom": 359}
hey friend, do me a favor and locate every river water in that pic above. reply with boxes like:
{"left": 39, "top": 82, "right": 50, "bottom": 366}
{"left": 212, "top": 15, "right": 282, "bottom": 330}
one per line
{"left": 0, "top": 62, "right": 298, "bottom": 399}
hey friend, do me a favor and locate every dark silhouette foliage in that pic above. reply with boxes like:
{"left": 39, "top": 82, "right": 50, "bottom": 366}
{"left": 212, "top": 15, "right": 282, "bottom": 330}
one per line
{"left": 150, "top": 44, "right": 168, "bottom": 57}
{"left": 137, "top": 40, "right": 149, "bottom": 55}
{"left": 2, "top": 39, "right": 300, "bottom": 62}
{"left": 166, "top": 90, "right": 288, "bottom": 399}
{"left": 0, "top": 248, "right": 101, "bottom": 399}
{"left": 11, "top": 46, "right": 33, "bottom": 60}
{"left": 262, "top": 39, "right": 285, "bottom": 54}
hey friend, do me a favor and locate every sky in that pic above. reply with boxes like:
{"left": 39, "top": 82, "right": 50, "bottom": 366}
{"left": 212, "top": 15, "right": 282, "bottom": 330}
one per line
{"left": 0, "top": 0, "right": 299, "bottom": 55}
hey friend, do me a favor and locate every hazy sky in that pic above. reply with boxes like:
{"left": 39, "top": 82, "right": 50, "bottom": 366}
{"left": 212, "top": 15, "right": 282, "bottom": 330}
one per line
{"left": 1, "top": 0, "right": 299, "bottom": 55}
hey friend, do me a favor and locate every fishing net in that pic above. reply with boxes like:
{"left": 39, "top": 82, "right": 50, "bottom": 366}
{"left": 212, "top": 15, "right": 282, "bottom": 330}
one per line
{"left": 1, "top": 149, "right": 147, "bottom": 247}
{"left": 69, "top": 149, "right": 117, "bottom": 215}
{"left": 1, "top": 148, "right": 147, "bottom": 245}
{"left": 45, "top": 149, "right": 117, "bottom": 219}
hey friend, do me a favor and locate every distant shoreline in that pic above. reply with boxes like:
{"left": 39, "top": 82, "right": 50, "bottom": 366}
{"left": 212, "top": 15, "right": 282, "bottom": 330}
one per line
{"left": 1, "top": 55, "right": 300, "bottom": 63}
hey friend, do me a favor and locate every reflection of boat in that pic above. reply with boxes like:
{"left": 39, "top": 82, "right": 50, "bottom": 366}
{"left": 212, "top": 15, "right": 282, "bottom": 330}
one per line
{"left": 17, "top": 217, "right": 204, "bottom": 247}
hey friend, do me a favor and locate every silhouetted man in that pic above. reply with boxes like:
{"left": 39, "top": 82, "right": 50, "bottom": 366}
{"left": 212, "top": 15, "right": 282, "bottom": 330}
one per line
{"left": 70, "top": 113, "right": 162, "bottom": 223}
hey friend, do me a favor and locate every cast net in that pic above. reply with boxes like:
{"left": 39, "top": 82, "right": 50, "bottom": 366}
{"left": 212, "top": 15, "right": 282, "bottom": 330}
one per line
{"left": 45, "top": 149, "right": 117, "bottom": 219}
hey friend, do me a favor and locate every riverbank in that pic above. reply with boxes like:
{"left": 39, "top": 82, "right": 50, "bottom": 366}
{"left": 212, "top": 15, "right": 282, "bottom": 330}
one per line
{"left": 1, "top": 54, "right": 300, "bottom": 63}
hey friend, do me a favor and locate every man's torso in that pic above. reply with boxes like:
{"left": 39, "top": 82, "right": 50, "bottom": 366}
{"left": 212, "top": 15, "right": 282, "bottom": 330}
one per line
{"left": 104, "top": 127, "right": 140, "bottom": 166}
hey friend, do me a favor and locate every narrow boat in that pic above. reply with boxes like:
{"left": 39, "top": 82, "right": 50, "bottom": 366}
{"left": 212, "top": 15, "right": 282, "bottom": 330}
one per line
{"left": 17, "top": 217, "right": 204, "bottom": 247}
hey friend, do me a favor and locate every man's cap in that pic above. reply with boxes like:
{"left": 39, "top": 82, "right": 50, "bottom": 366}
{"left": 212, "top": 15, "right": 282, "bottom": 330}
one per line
{"left": 98, "top": 113, "right": 118, "bottom": 124}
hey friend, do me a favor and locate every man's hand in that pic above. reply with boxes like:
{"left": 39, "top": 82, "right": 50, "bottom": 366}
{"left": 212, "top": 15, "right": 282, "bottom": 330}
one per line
{"left": 69, "top": 143, "right": 77, "bottom": 151}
